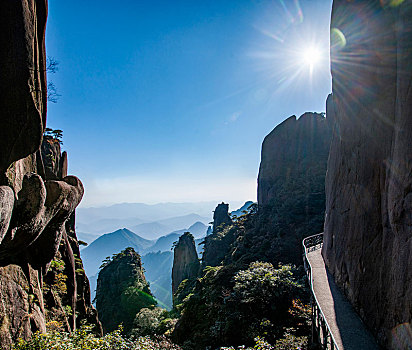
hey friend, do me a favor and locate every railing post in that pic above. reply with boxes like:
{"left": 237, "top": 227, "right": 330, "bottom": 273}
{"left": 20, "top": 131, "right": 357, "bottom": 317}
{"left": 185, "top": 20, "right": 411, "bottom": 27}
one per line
{"left": 322, "top": 319, "right": 328, "bottom": 350}
{"left": 311, "top": 297, "right": 316, "bottom": 345}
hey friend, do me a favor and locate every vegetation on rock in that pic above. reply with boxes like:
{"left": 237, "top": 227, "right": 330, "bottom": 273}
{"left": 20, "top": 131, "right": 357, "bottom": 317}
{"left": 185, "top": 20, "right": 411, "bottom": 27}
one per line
{"left": 11, "top": 325, "right": 181, "bottom": 350}
{"left": 173, "top": 254, "right": 310, "bottom": 348}
{"left": 95, "top": 247, "right": 157, "bottom": 334}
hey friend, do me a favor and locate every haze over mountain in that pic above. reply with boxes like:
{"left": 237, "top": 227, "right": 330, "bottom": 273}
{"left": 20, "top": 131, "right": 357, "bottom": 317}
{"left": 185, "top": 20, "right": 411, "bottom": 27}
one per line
{"left": 82, "top": 229, "right": 154, "bottom": 276}
{"left": 142, "top": 251, "right": 174, "bottom": 309}
{"left": 76, "top": 202, "right": 216, "bottom": 241}
{"left": 81, "top": 203, "right": 249, "bottom": 309}
{"left": 128, "top": 214, "right": 210, "bottom": 239}
{"left": 77, "top": 201, "right": 219, "bottom": 225}
{"left": 147, "top": 222, "right": 208, "bottom": 253}
{"left": 82, "top": 223, "right": 208, "bottom": 308}
{"left": 76, "top": 217, "right": 145, "bottom": 236}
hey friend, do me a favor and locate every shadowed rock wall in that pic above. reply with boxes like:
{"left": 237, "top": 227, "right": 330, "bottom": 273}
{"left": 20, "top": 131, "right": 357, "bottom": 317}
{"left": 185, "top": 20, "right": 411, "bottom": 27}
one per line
{"left": 212, "top": 203, "right": 232, "bottom": 233}
{"left": 322, "top": 1, "right": 412, "bottom": 347}
{"left": 0, "top": 1, "right": 101, "bottom": 346}
{"left": 258, "top": 113, "right": 331, "bottom": 207}
{"left": 0, "top": 0, "right": 48, "bottom": 174}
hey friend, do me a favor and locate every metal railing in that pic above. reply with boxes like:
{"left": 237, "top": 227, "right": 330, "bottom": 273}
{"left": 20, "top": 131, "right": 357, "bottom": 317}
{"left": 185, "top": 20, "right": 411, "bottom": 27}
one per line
{"left": 302, "top": 233, "right": 339, "bottom": 350}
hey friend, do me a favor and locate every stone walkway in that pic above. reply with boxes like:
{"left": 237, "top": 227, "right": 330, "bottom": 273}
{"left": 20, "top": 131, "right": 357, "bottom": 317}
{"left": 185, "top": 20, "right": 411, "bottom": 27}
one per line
{"left": 307, "top": 248, "right": 380, "bottom": 350}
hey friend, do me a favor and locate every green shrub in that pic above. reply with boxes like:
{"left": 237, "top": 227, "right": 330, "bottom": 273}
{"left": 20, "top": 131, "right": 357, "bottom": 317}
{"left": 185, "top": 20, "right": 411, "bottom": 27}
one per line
{"left": 132, "top": 307, "right": 176, "bottom": 337}
{"left": 11, "top": 324, "right": 182, "bottom": 350}
{"left": 173, "top": 262, "right": 309, "bottom": 349}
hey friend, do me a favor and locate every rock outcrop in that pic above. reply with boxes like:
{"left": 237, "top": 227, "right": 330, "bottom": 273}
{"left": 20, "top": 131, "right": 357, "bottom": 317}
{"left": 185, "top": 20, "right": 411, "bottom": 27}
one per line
{"left": 258, "top": 113, "right": 331, "bottom": 206}
{"left": 202, "top": 203, "right": 236, "bottom": 269}
{"left": 212, "top": 202, "right": 232, "bottom": 233}
{"left": 252, "top": 113, "right": 332, "bottom": 265}
{"left": 322, "top": 1, "right": 412, "bottom": 348}
{"left": 95, "top": 247, "right": 156, "bottom": 334}
{"left": 0, "top": 1, "right": 101, "bottom": 346}
{"left": 41, "top": 137, "right": 68, "bottom": 180}
{"left": 172, "top": 233, "right": 200, "bottom": 296}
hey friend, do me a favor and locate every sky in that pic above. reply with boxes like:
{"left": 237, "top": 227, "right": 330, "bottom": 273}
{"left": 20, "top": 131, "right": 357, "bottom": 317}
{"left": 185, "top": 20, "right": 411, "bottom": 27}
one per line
{"left": 46, "top": 0, "right": 332, "bottom": 208}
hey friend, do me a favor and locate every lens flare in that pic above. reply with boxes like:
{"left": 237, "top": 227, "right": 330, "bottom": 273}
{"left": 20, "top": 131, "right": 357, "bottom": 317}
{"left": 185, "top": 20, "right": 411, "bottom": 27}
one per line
{"left": 302, "top": 46, "right": 322, "bottom": 66}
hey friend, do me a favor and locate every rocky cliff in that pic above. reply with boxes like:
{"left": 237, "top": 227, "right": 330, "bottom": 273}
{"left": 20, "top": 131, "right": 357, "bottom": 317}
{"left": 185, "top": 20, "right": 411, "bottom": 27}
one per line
{"left": 251, "top": 113, "right": 332, "bottom": 265}
{"left": 322, "top": 1, "right": 412, "bottom": 348}
{"left": 172, "top": 114, "right": 331, "bottom": 348}
{"left": 202, "top": 203, "right": 236, "bottom": 268}
{"left": 0, "top": 1, "right": 101, "bottom": 347}
{"left": 0, "top": 0, "right": 47, "bottom": 176}
{"left": 171, "top": 233, "right": 200, "bottom": 296}
{"left": 212, "top": 202, "right": 233, "bottom": 233}
{"left": 258, "top": 112, "right": 331, "bottom": 206}
{"left": 95, "top": 247, "right": 156, "bottom": 334}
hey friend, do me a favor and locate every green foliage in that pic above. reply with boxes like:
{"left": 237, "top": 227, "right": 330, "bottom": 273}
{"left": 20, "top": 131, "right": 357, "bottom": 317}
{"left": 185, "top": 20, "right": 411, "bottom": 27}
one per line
{"left": 172, "top": 262, "right": 309, "bottom": 349}
{"left": 220, "top": 334, "right": 307, "bottom": 349}
{"left": 11, "top": 324, "right": 182, "bottom": 350}
{"left": 49, "top": 259, "right": 65, "bottom": 272}
{"left": 120, "top": 287, "right": 157, "bottom": 319}
{"left": 132, "top": 307, "right": 177, "bottom": 337}
{"left": 173, "top": 278, "right": 197, "bottom": 312}
{"left": 78, "top": 240, "right": 88, "bottom": 246}
{"left": 233, "top": 263, "right": 302, "bottom": 309}
{"left": 99, "top": 256, "right": 112, "bottom": 269}
{"left": 96, "top": 247, "right": 157, "bottom": 334}
{"left": 43, "top": 128, "right": 63, "bottom": 144}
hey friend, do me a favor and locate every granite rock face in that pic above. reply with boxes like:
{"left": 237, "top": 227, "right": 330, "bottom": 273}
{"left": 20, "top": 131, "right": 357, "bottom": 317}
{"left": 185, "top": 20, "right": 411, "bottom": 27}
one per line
{"left": 258, "top": 113, "right": 331, "bottom": 206}
{"left": 172, "top": 232, "right": 200, "bottom": 296}
{"left": 0, "top": 265, "right": 46, "bottom": 345}
{"left": 0, "top": 0, "right": 48, "bottom": 174}
{"left": 322, "top": 1, "right": 412, "bottom": 348}
{"left": 0, "top": 174, "right": 84, "bottom": 267}
{"left": 41, "top": 138, "right": 68, "bottom": 180}
{"left": 0, "top": 1, "right": 101, "bottom": 346}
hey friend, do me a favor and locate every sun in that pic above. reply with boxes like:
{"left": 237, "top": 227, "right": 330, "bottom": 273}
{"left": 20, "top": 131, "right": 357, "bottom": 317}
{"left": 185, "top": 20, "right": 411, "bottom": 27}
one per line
{"left": 302, "top": 46, "right": 322, "bottom": 66}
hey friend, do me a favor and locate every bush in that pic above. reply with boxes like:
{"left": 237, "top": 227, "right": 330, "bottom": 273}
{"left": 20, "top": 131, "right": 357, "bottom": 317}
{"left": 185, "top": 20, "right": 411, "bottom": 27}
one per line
{"left": 132, "top": 307, "right": 176, "bottom": 337}
{"left": 11, "top": 324, "right": 182, "bottom": 350}
{"left": 173, "top": 262, "right": 309, "bottom": 349}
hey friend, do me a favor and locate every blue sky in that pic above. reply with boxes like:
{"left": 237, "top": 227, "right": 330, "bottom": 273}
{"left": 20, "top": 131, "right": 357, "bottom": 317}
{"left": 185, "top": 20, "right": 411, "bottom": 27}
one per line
{"left": 46, "top": 0, "right": 332, "bottom": 207}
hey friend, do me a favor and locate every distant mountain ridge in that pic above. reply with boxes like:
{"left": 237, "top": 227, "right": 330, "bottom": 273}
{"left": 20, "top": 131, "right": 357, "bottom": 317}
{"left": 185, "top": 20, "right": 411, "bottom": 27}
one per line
{"left": 81, "top": 228, "right": 154, "bottom": 276}
{"left": 77, "top": 212, "right": 211, "bottom": 240}
{"left": 81, "top": 202, "right": 250, "bottom": 309}
{"left": 76, "top": 201, "right": 219, "bottom": 226}
{"left": 82, "top": 223, "right": 209, "bottom": 308}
